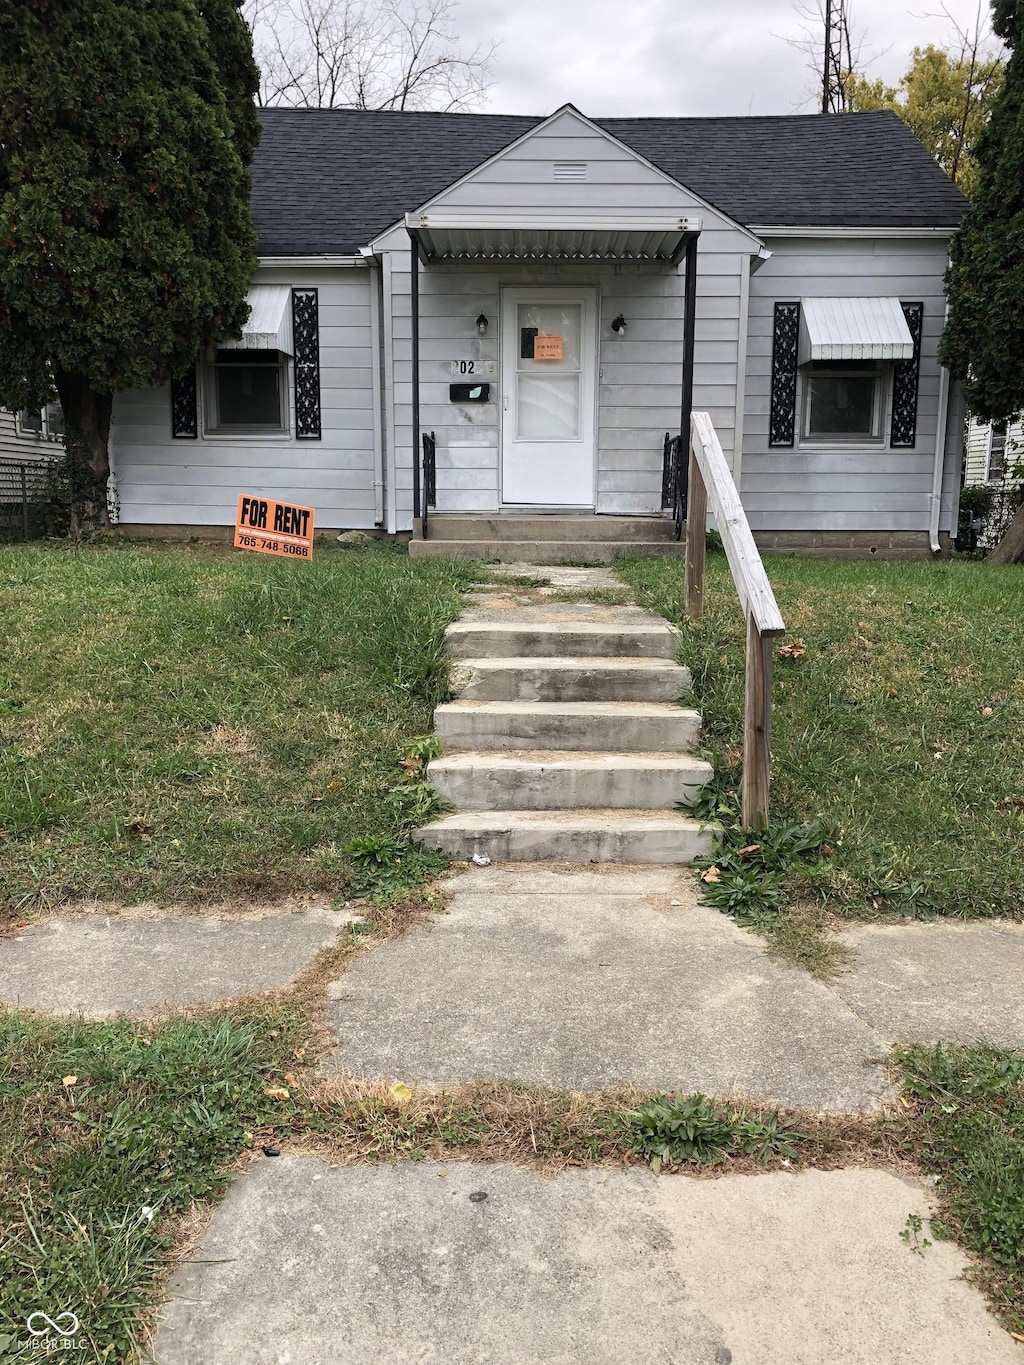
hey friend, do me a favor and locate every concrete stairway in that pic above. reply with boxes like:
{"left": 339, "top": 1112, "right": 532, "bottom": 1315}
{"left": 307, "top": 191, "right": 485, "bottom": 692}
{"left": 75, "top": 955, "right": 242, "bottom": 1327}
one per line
{"left": 417, "top": 603, "right": 715, "bottom": 864}
{"left": 408, "top": 514, "right": 686, "bottom": 565}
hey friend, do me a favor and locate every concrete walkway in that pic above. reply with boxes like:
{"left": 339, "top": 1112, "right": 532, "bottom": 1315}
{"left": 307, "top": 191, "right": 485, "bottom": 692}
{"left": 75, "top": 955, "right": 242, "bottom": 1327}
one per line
{"left": 323, "top": 866, "right": 894, "bottom": 1111}
{"left": 150, "top": 1157, "right": 1020, "bottom": 1365}
{"left": 322, "top": 865, "right": 1024, "bottom": 1108}
{"left": 0, "top": 904, "right": 345, "bottom": 1016}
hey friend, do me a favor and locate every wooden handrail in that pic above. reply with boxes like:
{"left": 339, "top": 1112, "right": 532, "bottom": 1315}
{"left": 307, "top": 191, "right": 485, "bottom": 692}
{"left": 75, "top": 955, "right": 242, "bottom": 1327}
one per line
{"left": 684, "top": 411, "right": 786, "bottom": 828}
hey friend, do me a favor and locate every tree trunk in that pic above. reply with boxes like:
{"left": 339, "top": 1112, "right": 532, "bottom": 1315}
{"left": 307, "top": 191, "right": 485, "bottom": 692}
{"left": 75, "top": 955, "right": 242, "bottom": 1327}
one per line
{"left": 53, "top": 372, "right": 114, "bottom": 534}
{"left": 989, "top": 501, "right": 1024, "bottom": 565}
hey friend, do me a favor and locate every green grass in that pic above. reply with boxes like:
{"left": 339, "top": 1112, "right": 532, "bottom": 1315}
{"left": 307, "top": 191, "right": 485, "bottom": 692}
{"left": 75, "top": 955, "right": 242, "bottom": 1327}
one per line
{"left": 898, "top": 1042, "right": 1024, "bottom": 1334}
{"left": 0, "top": 1006, "right": 309, "bottom": 1361}
{"left": 617, "top": 556, "right": 1024, "bottom": 920}
{"left": 0, "top": 540, "right": 477, "bottom": 919}
{"left": 3, "top": 1004, "right": 1022, "bottom": 1355}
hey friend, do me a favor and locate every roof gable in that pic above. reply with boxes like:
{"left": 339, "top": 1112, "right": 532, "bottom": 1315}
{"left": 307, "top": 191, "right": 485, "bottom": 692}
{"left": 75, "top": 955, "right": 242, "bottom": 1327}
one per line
{"left": 393, "top": 104, "right": 759, "bottom": 247}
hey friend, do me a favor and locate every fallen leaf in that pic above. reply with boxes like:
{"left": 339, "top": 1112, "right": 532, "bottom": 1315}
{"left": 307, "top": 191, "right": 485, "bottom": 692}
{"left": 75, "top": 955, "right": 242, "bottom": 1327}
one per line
{"left": 700, "top": 867, "right": 721, "bottom": 884}
{"left": 390, "top": 1081, "right": 413, "bottom": 1105}
{"left": 283, "top": 1072, "right": 298, "bottom": 1088}
{"left": 736, "top": 844, "right": 762, "bottom": 857}
{"left": 263, "top": 1086, "right": 290, "bottom": 1101}
{"left": 62, "top": 1075, "right": 78, "bottom": 1087}
{"left": 778, "top": 641, "right": 806, "bottom": 659}
{"left": 1010, "top": 1332, "right": 1024, "bottom": 1344}
{"left": 981, "top": 706, "right": 993, "bottom": 717}
{"left": 857, "top": 620, "right": 868, "bottom": 629}
{"left": 822, "top": 845, "right": 834, "bottom": 858}
{"left": 399, "top": 756, "right": 421, "bottom": 775}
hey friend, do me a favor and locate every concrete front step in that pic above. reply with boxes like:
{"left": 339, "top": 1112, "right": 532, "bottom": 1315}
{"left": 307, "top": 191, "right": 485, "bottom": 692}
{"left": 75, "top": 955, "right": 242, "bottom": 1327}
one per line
{"left": 454, "top": 656, "right": 692, "bottom": 703}
{"left": 434, "top": 700, "right": 702, "bottom": 753}
{"left": 417, "top": 810, "right": 715, "bottom": 864}
{"left": 409, "top": 539, "right": 686, "bottom": 563}
{"left": 445, "top": 619, "right": 681, "bottom": 660}
{"left": 428, "top": 751, "right": 713, "bottom": 811}
{"left": 423, "top": 514, "right": 680, "bottom": 543}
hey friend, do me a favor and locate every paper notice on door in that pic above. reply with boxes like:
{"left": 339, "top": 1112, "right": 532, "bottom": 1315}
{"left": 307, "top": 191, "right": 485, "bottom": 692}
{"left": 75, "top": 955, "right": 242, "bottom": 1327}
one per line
{"left": 533, "top": 334, "right": 564, "bottom": 361}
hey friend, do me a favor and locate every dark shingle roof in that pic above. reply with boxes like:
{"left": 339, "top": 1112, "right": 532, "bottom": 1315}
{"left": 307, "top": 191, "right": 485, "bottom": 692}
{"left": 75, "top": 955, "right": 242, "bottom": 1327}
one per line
{"left": 250, "top": 107, "right": 966, "bottom": 256}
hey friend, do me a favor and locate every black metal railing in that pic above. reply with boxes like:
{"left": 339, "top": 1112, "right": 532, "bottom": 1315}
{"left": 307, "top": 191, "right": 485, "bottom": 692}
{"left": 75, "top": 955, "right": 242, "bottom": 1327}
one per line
{"left": 422, "top": 431, "right": 436, "bottom": 539}
{"left": 0, "top": 456, "right": 59, "bottom": 542}
{"left": 661, "top": 432, "right": 687, "bottom": 541}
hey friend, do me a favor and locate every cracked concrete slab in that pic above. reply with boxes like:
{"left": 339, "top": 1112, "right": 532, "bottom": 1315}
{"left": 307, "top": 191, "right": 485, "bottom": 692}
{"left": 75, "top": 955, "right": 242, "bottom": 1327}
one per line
{"left": 836, "top": 919, "right": 1024, "bottom": 1046}
{"left": 149, "top": 1157, "right": 1019, "bottom": 1365}
{"left": 0, "top": 907, "right": 346, "bottom": 1017}
{"left": 322, "top": 866, "right": 892, "bottom": 1112}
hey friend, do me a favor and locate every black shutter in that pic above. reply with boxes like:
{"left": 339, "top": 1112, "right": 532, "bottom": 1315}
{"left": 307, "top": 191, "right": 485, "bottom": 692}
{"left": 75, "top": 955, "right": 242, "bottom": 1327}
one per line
{"left": 292, "top": 287, "right": 321, "bottom": 439}
{"left": 769, "top": 302, "right": 800, "bottom": 447}
{"left": 890, "top": 302, "right": 923, "bottom": 448}
{"left": 171, "top": 365, "right": 198, "bottom": 438}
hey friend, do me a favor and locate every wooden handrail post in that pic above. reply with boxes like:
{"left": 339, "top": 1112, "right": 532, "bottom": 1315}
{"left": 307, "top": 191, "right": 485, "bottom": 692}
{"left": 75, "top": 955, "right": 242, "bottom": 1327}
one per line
{"left": 742, "top": 613, "right": 773, "bottom": 829}
{"left": 683, "top": 436, "right": 707, "bottom": 619}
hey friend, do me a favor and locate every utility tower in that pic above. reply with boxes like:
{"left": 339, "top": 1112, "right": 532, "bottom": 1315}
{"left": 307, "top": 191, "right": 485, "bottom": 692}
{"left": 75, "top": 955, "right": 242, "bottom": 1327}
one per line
{"left": 822, "top": 0, "right": 851, "bottom": 113}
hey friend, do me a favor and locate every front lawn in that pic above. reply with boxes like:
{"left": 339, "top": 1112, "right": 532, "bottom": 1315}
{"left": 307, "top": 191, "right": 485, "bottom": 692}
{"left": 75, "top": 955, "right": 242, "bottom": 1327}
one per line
{"left": 0, "top": 540, "right": 476, "bottom": 920}
{"left": 618, "top": 555, "right": 1024, "bottom": 920}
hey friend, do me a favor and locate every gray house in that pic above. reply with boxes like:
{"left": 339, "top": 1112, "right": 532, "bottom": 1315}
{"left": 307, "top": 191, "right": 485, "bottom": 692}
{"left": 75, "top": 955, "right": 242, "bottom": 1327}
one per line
{"left": 110, "top": 104, "right": 967, "bottom": 559}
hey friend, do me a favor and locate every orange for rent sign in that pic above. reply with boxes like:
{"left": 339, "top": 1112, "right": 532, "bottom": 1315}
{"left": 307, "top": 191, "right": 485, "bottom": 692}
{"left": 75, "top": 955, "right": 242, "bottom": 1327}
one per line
{"left": 233, "top": 494, "right": 315, "bottom": 561}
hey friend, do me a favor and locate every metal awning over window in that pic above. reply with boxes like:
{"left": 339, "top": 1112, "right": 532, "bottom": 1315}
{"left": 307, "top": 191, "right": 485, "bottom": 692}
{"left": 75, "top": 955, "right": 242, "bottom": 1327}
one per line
{"left": 219, "top": 284, "right": 293, "bottom": 354}
{"left": 799, "top": 296, "right": 915, "bottom": 362}
{"left": 406, "top": 211, "right": 701, "bottom": 262}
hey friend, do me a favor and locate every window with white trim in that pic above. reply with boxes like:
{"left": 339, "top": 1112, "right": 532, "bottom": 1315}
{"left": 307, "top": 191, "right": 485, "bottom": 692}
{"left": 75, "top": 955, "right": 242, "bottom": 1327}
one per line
{"left": 17, "top": 400, "right": 64, "bottom": 440}
{"left": 988, "top": 420, "right": 1007, "bottom": 480}
{"left": 802, "top": 360, "right": 885, "bottom": 443}
{"left": 205, "top": 349, "right": 289, "bottom": 434}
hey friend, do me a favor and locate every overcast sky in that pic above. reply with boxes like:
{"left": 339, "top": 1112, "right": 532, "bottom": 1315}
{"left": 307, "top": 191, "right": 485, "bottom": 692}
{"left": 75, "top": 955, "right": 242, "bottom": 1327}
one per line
{"left": 455, "top": 0, "right": 996, "bottom": 117}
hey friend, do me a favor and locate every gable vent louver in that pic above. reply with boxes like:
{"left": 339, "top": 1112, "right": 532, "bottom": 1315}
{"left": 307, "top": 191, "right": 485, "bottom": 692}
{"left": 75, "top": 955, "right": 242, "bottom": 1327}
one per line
{"left": 553, "top": 161, "right": 587, "bottom": 182}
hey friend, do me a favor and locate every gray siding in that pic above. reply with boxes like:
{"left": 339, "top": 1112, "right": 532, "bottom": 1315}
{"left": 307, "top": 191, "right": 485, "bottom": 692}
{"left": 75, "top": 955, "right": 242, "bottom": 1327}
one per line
{"left": 111, "top": 265, "right": 380, "bottom": 530}
{"left": 0, "top": 409, "right": 59, "bottom": 462}
{"left": 377, "top": 108, "right": 758, "bottom": 528}
{"left": 742, "top": 236, "right": 953, "bottom": 532}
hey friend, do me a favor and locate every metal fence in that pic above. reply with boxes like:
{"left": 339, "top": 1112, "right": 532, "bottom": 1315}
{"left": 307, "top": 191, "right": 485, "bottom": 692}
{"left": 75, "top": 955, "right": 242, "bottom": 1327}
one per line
{"left": 0, "top": 456, "right": 61, "bottom": 541}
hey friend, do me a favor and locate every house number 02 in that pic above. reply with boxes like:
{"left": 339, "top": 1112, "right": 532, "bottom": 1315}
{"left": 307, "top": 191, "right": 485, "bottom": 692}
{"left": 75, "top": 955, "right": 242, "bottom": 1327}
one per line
{"left": 450, "top": 360, "right": 496, "bottom": 376}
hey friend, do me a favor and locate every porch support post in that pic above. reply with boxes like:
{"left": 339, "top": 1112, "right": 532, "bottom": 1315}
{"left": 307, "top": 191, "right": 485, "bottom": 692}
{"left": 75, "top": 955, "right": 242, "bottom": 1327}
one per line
{"left": 409, "top": 227, "right": 422, "bottom": 526}
{"left": 679, "top": 231, "right": 700, "bottom": 519}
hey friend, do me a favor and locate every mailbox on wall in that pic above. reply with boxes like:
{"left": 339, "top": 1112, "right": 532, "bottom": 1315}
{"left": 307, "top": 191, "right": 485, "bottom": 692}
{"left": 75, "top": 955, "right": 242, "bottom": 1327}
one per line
{"left": 449, "top": 383, "right": 491, "bottom": 402}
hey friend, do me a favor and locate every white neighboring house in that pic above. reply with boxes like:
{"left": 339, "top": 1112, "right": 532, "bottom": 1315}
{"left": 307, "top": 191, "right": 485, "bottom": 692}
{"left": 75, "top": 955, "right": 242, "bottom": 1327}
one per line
{"left": 964, "top": 415, "right": 1024, "bottom": 487}
{"left": 0, "top": 402, "right": 64, "bottom": 462}
{"left": 100, "top": 103, "right": 969, "bottom": 559}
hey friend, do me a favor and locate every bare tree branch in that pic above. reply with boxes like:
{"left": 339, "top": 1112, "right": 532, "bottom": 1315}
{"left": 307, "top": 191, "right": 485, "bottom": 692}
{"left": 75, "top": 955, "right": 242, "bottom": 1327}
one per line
{"left": 243, "top": 0, "right": 496, "bottom": 110}
{"left": 778, "top": 1, "right": 889, "bottom": 112}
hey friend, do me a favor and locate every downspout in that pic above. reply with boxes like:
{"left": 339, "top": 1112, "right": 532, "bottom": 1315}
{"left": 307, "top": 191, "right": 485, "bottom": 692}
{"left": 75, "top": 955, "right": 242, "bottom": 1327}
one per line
{"left": 929, "top": 280, "right": 952, "bottom": 555}
{"left": 929, "top": 362, "right": 951, "bottom": 555}
{"left": 364, "top": 249, "right": 386, "bottom": 528}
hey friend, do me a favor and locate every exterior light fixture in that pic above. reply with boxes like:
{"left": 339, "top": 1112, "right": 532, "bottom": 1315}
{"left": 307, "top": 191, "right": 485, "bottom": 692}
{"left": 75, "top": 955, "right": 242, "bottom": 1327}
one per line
{"left": 476, "top": 313, "right": 489, "bottom": 336}
{"left": 611, "top": 314, "right": 627, "bottom": 334}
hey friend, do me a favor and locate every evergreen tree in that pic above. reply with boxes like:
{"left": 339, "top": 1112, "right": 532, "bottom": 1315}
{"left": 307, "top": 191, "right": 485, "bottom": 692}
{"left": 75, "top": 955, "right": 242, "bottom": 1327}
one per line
{"left": 0, "top": 0, "right": 259, "bottom": 528}
{"left": 197, "top": 0, "right": 262, "bottom": 164}
{"left": 940, "top": 0, "right": 1024, "bottom": 423}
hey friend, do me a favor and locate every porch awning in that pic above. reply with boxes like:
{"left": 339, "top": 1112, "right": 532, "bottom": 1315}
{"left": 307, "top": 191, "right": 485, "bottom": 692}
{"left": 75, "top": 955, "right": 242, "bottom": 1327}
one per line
{"left": 406, "top": 211, "right": 701, "bottom": 262}
{"left": 219, "top": 284, "right": 293, "bottom": 353}
{"left": 799, "top": 296, "right": 915, "bottom": 362}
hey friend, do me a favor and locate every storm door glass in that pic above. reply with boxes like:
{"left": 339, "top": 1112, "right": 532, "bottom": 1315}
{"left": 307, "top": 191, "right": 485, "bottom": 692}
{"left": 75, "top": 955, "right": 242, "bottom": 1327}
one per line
{"left": 516, "top": 303, "right": 582, "bottom": 441}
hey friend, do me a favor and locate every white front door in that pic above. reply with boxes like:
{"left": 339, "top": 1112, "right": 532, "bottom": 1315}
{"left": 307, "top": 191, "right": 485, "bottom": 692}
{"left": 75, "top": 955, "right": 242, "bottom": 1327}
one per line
{"left": 500, "top": 288, "right": 597, "bottom": 506}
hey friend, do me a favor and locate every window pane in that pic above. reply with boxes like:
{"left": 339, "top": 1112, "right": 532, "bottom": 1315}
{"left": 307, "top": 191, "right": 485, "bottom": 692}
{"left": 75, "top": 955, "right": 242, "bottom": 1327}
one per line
{"left": 44, "top": 401, "right": 64, "bottom": 437}
{"left": 517, "top": 374, "right": 581, "bottom": 440}
{"left": 216, "top": 364, "right": 282, "bottom": 428}
{"left": 517, "top": 303, "right": 582, "bottom": 371}
{"left": 19, "top": 409, "right": 43, "bottom": 434}
{"left": 808, "top": 374, "right": 877, "bottom": 437}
